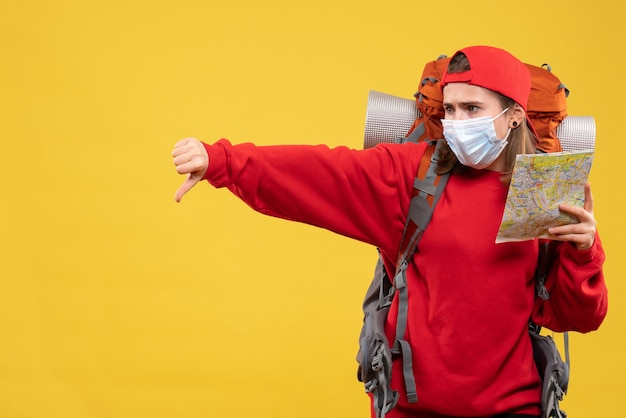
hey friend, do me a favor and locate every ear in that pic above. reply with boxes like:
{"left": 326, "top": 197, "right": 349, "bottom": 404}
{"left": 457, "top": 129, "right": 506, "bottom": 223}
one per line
{"left": 509, "top": 104, "right": 525, "bottom": 128}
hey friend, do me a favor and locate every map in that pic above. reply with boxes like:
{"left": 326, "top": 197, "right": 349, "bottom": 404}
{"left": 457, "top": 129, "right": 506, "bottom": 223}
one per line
{"left": 496, "top": 150, "right": 594, "bottom": 243}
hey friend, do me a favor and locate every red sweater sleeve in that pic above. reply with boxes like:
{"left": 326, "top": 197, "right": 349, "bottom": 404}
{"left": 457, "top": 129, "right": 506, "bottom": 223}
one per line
{"left": 200, "top": 139, "right": 428, "bottom": 257}
{"left": 531, "top": 235, "right": 608, "bottom": 333}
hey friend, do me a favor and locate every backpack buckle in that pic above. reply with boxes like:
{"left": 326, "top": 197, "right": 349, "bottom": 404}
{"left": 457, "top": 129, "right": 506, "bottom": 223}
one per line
{"left": 372, "top": 353, "right": 383, "bottom": 371}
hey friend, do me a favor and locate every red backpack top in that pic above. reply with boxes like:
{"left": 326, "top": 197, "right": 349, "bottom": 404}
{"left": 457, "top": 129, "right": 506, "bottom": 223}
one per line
{"left": 407, "top": 55, "right": 569, "bottom": 153}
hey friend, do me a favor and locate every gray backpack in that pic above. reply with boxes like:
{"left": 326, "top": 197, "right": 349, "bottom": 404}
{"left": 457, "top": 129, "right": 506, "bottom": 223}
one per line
{"left": 355, "top": 137, "right": 570, "bottom": 418}
{"left": 356, "top": 84, "right": 598, "bottom": 417}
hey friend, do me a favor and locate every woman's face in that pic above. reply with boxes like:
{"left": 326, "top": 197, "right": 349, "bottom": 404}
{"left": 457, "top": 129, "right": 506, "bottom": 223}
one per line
{"left": 442, "top": 83, "right": 510, "bottom": 140}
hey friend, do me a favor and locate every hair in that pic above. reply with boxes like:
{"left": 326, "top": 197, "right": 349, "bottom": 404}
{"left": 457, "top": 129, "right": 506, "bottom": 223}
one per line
{"left": 436, "top": 52, "right": 538, "bottom": 183}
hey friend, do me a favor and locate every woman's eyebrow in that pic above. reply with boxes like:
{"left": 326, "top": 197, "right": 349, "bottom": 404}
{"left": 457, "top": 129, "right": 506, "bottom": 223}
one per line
{"left": 442, "top": 100, "right": 483, "bottom": 107}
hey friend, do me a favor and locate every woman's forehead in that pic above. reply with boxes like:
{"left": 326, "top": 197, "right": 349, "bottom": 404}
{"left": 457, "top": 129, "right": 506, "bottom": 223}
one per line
{"left": 442, "top": 83, "right": 499, "bottom": 104}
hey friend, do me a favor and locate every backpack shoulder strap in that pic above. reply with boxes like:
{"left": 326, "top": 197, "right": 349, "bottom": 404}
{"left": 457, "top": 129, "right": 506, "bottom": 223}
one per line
{"left": 390, "top": 139, "right": 449, "bottom": 404}
{"left": 397, "top": 140, "right": 449, "bottom": 264}
{"left": 534, "top": 240, "right": 570, "bottom": 370}
{"left": 530, "top": 240, "right": 570, "bottom": 418}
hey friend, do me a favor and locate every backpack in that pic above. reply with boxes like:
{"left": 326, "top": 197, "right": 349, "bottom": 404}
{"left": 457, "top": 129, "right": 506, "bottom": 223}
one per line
{"left": 404, "top": 55, "right": 569, "bottom": 153}
{"left": 526, "top": 63, "right": 569, "bottom": 153}
{"left": 356, "top": 139, "right": 450, "bottom": 416}
{"left": 403, "top": 55, "right": 450, "bottom": 143}
{"left": 357, "top": 54, "right": 576, "bottom": 418}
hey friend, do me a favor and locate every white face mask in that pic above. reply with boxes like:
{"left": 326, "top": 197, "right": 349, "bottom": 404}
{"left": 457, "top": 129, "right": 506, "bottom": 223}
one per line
{"left": 442, "top": 108, "right": 511, "bottom": 169}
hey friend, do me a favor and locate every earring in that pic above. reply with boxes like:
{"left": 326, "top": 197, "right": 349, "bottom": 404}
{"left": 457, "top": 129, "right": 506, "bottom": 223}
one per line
{"left": 512, "top": 121, "right": 518, "bottom": 127}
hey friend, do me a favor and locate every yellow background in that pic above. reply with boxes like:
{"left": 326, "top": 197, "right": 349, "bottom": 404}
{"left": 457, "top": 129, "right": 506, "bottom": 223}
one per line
{"left": 1, "top": 1, "right": 624, "bottom": 417}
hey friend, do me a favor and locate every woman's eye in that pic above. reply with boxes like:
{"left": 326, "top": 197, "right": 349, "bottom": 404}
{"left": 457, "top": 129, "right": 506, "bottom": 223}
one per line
{"left": 468, "top": 105, "right": 479, "bottom": 112}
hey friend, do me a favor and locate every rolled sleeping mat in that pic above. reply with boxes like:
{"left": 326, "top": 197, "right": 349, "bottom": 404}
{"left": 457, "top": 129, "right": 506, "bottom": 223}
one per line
{"left": 363, "top": 90, "right": 595, "bottom": 153}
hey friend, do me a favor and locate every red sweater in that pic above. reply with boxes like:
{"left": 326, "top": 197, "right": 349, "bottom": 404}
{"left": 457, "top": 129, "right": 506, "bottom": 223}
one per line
{"left": 201, "top": 139, "right": 608, "bottom": 417}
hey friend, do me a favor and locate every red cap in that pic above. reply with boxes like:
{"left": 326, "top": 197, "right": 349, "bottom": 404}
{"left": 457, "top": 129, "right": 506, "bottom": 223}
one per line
{"left": 440, "top": 46, "right": 531, "bottom": 111}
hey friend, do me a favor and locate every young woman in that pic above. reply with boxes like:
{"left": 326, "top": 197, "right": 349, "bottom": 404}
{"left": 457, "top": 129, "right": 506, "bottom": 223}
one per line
{"left": 171, "top": 46, "right": 607, "bottom": 418}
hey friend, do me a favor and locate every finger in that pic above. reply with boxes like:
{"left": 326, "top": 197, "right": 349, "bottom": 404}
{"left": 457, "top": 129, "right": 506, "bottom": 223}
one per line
{"left": 172, "top": 146, "right": 186, "bottom": 159}
{"left": 549, "top": 221, "right": 591, "bottom": 236}
{"left": 548, "top": 217, "right": 596, "bottom": 250}
{"left": 175, "top": 174, "right": 201, "bottom": 203}
{"left": 175, "top": 157, "right": 206, "bottom": 176}
{"left": 173, "top": 137, "right": 195, "bottom": 148}
{"left": 173, "top": 152, "right": 193, "bottom": 169}
{"left": 546, "top": 233, "right": 588, "bottom": 249}
{"left": 557, "top": 204, "right": 589, "bottom": 224}
{"left": 547, "top": 231, "right": 594, "bottom": 250}
{"left": 172, "top": 137, "right": 197, "bottom": 158}
{"left": 172, "top": 143, "right": 192, "bottom": 159}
